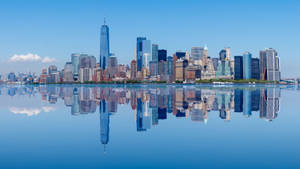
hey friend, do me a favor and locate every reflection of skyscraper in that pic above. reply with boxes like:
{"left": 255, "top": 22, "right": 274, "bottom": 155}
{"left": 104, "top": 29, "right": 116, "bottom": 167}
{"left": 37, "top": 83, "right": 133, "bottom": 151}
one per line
{"left": 71, "top": 88, "right": 79, "bottom": 115}
{"left": 136, "top": 98, "right": 146, "bottom": 131}
{"left": 234, "top": 89, "right": 243, "bottom": 112}
{"left": 243, "top": 90, "right": 252, "bottom": 117}
{"left": 260, "top": 88, "right": 280, "bottom": 121}
{"left": 100, "top": 100, "right": 110, "bottom": 150}
{"left": 251, "top": 90, "right": 260, "bottom": 111}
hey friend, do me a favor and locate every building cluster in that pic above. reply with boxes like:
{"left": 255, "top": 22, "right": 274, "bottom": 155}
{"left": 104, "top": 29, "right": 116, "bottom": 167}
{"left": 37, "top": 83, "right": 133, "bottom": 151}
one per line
{"left": 36, "top": 21, "right": 281, "bottom": 83}
{"left": 132, "top": 39, "right": 281, "bottom": 82}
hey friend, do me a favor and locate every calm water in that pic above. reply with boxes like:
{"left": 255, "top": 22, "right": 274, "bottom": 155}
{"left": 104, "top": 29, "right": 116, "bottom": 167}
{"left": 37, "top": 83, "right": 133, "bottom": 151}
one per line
{"left": 0, "top": 84, "right": 299, "bottom": 169}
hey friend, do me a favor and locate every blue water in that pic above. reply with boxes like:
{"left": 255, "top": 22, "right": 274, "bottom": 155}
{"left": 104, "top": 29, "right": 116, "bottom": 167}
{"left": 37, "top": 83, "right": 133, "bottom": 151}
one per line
{"left": 0, "top": 84, "right": 299, "bottom": 169}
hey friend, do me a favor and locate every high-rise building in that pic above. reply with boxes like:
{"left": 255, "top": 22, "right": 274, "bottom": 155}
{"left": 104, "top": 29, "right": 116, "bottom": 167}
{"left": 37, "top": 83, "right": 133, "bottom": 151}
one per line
{"left": 71, "top": 53, "right": 80, "bottom": 80}
{"left": 48, "top": 65, "right": 57, "bottom": 75}
{"left": 191, "top": 47, "right": 204, "bottom": 60}
{"left": 100, "top": 20, "right": 110, "bottom": 70}
{"left": 136, "top": 37, "right": 147, "bottom": 71}
{"left": 130, "top": 60, "right": 137, "bottom": 80}
{"left": 7, "top": 72, "right": 17, "bottom": 82}
{"left": 158, "top": 49, "right": 167, "bottom": 62}
{"left": 175, "top": 52, "right": 186, "bottom": 60}
{"left": 149, "top": 61, "right": 158, "bottom": 77}
{"left": 152, "top": 44, "right": 159, "bottom": 62}
{"left": 260, "top": 48, "right": 280, "bottom": 81}
{"left": 107, "top": 56, "right": 118, "bottom": 77}
{"left": 80, "top": 54, "right": 96, "bottom": 68}
{"left": 251, "top": 58, "right": 260, "bottom": 80}
{"left": 219, "top": 47, "right": 231, "bottom": 61}
{"left": 234, "top": 56, "right": 243, "bottom": 80}
{"left": 142, "top": 40, "right": 151, "bottom": 69}
{"left": 243, "top": 52, "right": 252, "bottom": 79}
{"left": 63, "top": 62, "right": 74, "bottom": 82}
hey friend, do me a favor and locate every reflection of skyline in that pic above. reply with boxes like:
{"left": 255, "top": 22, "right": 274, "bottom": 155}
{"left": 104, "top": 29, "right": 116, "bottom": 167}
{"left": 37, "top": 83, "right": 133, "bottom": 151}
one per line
{"left": 1, "top": 85, "right": 281, "bottom": 150}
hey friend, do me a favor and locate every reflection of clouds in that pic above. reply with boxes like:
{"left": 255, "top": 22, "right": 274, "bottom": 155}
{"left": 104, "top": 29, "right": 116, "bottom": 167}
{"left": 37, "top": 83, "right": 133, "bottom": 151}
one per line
{"left": 10, "top": 106, "right": 56, "bottom": 116}
{"left": 42, "top": 106, "right": 56, "bottom": 112}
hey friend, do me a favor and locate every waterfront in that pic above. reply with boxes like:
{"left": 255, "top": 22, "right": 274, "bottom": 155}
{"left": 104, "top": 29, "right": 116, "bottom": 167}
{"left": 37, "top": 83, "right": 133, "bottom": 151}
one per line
{"left": 0, "top": 85, "right": 299, "bottom": 169}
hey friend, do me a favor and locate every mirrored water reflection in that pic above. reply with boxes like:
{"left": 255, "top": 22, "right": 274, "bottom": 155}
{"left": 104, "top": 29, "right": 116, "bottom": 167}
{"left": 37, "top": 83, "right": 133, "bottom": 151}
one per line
{"left": 0, "top": 85, "right": 299, "bottom": 169}
{"left": 2, "top": 86, "right": 281, "bottom": 140}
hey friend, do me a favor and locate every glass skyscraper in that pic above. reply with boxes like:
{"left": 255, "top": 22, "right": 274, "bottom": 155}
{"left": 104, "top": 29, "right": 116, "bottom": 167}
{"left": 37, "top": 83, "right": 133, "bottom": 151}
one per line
{"left": 71, "top": 53, "right": 80, "bottom": 80}
{"left": 243, "top": 52, "right": 252, "bottom": 79}
{"left": 100, "top": 20, "right": 110, "bottom": 70}
{"left": 136, "top": 37, "right": 147, "bottom": 71}
{"left": 234, "top": 56, "right": 243, "bottom": 80}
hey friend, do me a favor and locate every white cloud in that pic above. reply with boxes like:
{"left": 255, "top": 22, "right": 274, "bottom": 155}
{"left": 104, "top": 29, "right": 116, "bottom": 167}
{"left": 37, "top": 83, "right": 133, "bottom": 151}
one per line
{"left": 9, "top": 53, "right": 56, "bottom": 63}
{"left": 10, "top": 107, "right": 41, "bottom": 116}
{"left": 10, "top": 106, "right": 56, "bottom": 116}
{"left": 42, "top": 57, "right": 56, "bottom": 63}
{"left": 9, "top": 53, "right": 41, "bottom": 62}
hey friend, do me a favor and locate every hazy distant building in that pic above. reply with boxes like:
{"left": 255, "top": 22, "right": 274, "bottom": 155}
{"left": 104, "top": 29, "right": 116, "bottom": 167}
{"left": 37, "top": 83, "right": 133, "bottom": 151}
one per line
{"left": 63, "top": 62, "right": 74, "bottom": 82}
{"left": 48, "top": 65, "right": 57, "bottom": 75}
{"left": 7, "top": 72, "right": 17, "bottom": 82}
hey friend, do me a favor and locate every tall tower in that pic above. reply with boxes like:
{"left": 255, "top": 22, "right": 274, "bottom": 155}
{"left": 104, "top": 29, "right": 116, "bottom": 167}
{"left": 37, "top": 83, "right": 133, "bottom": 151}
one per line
{"left": 100, "top": 19, "right": 110, "bottom": 70}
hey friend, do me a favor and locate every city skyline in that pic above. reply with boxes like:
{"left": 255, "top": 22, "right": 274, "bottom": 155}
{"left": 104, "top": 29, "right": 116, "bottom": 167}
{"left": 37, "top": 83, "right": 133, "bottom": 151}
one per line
{"left": 0, "top": 0, "right": 300, "bottom": 78}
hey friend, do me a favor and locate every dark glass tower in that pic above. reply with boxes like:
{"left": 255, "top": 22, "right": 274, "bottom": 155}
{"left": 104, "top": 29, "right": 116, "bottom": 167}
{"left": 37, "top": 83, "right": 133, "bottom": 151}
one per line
{"left": 100, "top": 19, "right": 110, "bottom": 70}
{"left": 234, "top": 56, "right": 243, "bottom": 80}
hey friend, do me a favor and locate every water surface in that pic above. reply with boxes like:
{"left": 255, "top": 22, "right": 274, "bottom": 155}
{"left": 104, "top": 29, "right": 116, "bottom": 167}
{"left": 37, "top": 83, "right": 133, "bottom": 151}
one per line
{"left": 0, "top": 84, "right": 299, "bottom": 169}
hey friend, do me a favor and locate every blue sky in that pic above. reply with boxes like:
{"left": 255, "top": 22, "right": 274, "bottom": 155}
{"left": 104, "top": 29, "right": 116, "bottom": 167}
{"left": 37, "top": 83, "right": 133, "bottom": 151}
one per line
{"left": 0, "top": 0, "right": 299, "bottom": 78}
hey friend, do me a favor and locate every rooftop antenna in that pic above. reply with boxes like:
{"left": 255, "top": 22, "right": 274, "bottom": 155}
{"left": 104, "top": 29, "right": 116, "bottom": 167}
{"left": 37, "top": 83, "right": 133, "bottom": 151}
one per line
{"left": 104, "top": 17, "right": 106, "bottom": 25}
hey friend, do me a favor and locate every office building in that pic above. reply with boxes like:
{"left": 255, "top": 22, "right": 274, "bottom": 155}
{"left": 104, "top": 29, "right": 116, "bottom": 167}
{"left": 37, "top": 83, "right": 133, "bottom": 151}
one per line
{"left": 100, "top": 20, "right": 110, "bottom": 70}
{"left": 234, "top": 56, "right": 243, "bottom": 80}
{"left": 260, "top": 48, "right": 280, "bottom": 81}
{"left": 63, "top": 62, "right": 74, "bottom": 82}
{"left": 158, "top": 49, "right": 167, "bottom": 62}
{"left": 243, "top": 52, "right": 252, "bottom": 79}
{"left": 136, "top": 37, "right": 147, "bottom": 71}
{"left": 71, "top": 53, "right": 80, "bottom": 80}
{"left": 152, "top": 44, "right": 159, "bottom": 62}
{"left": 251, "top": 58, "right": 260, "bottom": 80}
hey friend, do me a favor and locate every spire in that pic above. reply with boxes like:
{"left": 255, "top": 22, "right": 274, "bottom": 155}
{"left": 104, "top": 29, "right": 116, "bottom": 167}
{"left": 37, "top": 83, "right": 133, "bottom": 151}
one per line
{"left": 104, "top": 17, "right": 106, "bottom": 25}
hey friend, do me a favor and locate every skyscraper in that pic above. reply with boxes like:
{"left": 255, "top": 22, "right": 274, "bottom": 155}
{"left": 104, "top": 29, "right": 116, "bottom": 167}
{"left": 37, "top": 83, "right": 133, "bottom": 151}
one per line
{"left": 142, "top": 40, "right": 151, "bottom": 69}
{"left": 234, "top": 56, "right": 243, "bottom": 80}
{"left": 71, "top": 53, "right": 80, "bottom": 80}
{"left": 152, "top": 44, "right": 159, "bottom": 62}
{"left": 158, "top": 49, "right": 167, "bottom": 61}
{"left": 219, "top": 48, "right": 231, "bottom": 61}
{"left": 100, "top": 19, "right": 110, "bottom": 70}
{"left": 260, "top": 48, "right": 280, "bottom": 81}
{"left": 243, "top": 52, "right": 252, "bottom": 79}
{"left": 136, "top": 37, "right": 147, "bottom": 71}
{"left": 251, "top": 58, "right": 260, "bottom": 80}
{"left": 191, "top": 47, "right": 204, "bottom": 60}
